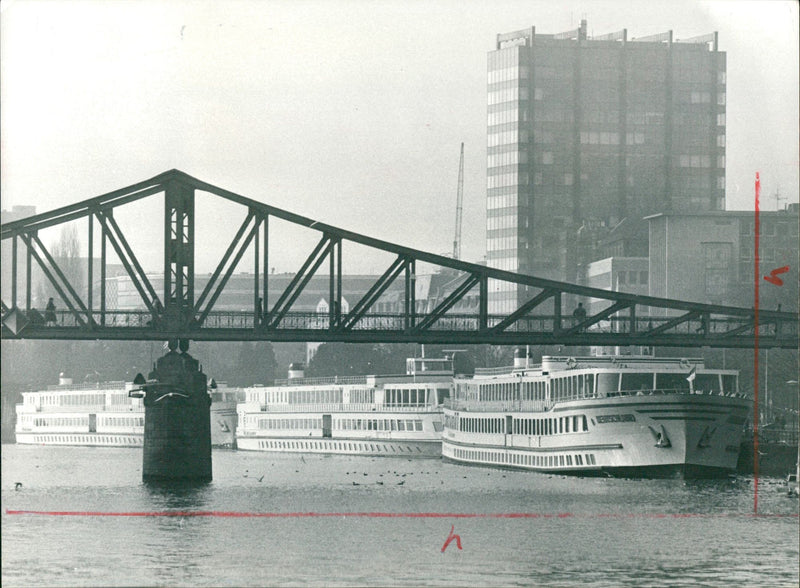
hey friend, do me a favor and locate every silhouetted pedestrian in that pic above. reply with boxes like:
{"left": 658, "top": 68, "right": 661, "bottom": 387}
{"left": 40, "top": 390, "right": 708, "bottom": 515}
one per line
{"left": 45, "top": 298, "right": 56, "bottom": 325}
{"left": 572, "top": 302, "right": 587, "bottom": 320}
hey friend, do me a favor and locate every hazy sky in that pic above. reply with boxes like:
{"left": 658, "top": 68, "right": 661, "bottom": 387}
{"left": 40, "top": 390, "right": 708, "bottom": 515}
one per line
{"left": 2, "top": 0, "right": 798, "bottom": 274}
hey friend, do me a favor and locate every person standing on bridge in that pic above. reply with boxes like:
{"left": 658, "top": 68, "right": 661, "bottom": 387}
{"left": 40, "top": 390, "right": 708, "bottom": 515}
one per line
{"left": 572, "top": 302, "right": 587, "bottom": 320}
{"left": 45, "top": 298, "right": 57, "bottom": 326}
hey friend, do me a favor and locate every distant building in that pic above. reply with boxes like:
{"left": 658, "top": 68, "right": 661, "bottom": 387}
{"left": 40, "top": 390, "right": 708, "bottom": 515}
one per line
{"left": 579, "top": 256, "right": 649, "bottom": 356}
{"left": 115, "top": 273, "right": 408, "bottom": 312}
{"left": 647, "top": 207, "right": 799, "bottom": 312}
{"left": 581, "top": 256, "right": 649, "bottom": 315}
{"left": 487, "top": 21, "right": 726, "bottom": 311}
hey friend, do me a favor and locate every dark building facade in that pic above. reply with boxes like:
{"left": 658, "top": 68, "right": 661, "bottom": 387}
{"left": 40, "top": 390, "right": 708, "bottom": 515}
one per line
{"left": 487, "top": 20, "right": 726, "bottom": 312}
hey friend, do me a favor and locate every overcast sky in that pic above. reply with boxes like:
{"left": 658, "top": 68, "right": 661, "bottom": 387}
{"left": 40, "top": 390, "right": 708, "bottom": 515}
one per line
{"left": 2, "top": 0, "right": 798, "bottom": 274}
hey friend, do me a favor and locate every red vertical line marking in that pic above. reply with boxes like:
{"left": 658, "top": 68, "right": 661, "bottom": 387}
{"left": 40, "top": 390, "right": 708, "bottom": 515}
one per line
{"left": 753, "top": 171, "right": 760, "bottom": 514}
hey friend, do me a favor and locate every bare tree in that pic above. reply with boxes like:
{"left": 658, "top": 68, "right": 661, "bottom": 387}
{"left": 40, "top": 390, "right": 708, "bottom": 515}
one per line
{"left": 50, "top": 224, "right": 83, "bottom": 295}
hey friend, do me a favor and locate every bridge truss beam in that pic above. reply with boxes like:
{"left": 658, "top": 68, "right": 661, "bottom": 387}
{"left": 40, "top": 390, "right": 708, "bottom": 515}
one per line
{"left": 2, "top": 169, "right": 797, "bottom": 349}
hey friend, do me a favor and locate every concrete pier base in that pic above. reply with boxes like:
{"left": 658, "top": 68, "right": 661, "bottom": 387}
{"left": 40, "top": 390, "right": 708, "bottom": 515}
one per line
{"left": 142, "top": 339, "right": 211, "bottom": 483}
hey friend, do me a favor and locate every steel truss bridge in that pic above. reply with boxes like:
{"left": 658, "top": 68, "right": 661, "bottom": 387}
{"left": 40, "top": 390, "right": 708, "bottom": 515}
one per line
{"left": 1, "top": 169, "right": 796, "bottom": 349}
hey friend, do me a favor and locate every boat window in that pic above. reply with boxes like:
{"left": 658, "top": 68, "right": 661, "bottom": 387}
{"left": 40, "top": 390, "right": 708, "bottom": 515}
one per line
{"left": 621, "top": 373, "right": 653, "bottom": 393}
{"left": 656, "top": 373, "right": 690, "bottom": 392}
{"left": 597, "top": 372, "right": 619, "bottom": 396}
{"left": 694, "top": 374, "right": 721, "bottom": 393}
{"left": 721, "top": 375, "right": 737, "bottom": 393}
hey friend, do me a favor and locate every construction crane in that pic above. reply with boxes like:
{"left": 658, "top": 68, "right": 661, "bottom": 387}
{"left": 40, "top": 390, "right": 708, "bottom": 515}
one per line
{"left": 452, "top": 142, "right": 465, "bottom": 260}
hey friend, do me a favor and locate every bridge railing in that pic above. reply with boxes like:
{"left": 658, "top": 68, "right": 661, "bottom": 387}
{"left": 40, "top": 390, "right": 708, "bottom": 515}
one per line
{"left": 17, "top": 308, "right": 797, "bottom": 339}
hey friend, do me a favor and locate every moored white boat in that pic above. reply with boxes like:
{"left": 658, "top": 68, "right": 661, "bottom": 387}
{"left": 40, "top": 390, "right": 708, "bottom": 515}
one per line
{"left": 442, "top": 354, "right": 751, "bottom": 478}
{"left": 15, "top": 376, "right": 145, "bottom": 447}
{"left": 15, "top": 375, "right": 242, "bottom": 448}
{"left": 236, "top": 358, "right": 453, "bottom": 456}
{"left": 209, "top": 382, "right": 245, "bottom": 448}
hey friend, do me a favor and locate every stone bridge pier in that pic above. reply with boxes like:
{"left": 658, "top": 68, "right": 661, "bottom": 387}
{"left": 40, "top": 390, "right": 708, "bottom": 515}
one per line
{"left": 140, "top": 339, "right": 211, "bottom": 483}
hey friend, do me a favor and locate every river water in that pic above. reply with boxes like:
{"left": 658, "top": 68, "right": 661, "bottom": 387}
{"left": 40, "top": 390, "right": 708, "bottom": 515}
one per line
{"left": 2, "top": 445, "right": 798, "bottom": 587}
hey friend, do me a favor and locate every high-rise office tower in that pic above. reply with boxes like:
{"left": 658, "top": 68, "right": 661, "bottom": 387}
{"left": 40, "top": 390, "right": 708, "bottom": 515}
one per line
{"left": 486, "top": 21, "right": 725, "bottom": 312}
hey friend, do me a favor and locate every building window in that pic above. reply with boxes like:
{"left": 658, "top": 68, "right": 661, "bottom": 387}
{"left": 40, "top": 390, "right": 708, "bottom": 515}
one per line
{"left": 542, "top": 152, "right": 553, "bottom": 165}
{"left": 717, "top": 135, "right": 726, "bottom": 148}
{"left": 717, "top": 113, "right": 726, "bottom": 126}
{"left": 703, "top": 242, "right": 732, "bottom": 302}
{"left": 680, "top": 155, "right": 711, "bottom": 168}
{"left": 626, "top": 132, "right": 645, "bottom": 145}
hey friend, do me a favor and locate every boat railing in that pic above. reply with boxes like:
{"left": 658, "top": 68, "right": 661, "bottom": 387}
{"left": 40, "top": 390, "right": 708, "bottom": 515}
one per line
{"left": 445, "top": 388, "right": 749, "bottom": 411}
{"left": 209, "top": 391, "right": 247, "bottom": 403}
{"left": 16, "top": 403, "right": 142, "bottom": 413}
{"left": 609, "top": 388, "right": 748, "bottom": 399}
{"left": 257, "top": 403, "right": 436, "bottom": 413}
{"left": 444, "top": 399, "right": 522, "bottom": 412}
{"left": 273, "top": 375, "right": 371, "bottom": 386}
{"left": 44, "top": 381, "right": 128, "bottom": 391}
{"left": 473, "top": 365, "right": 518, "bottom": 377}
{"left": 751, "top": 428, "right": 800, "bottom": 445}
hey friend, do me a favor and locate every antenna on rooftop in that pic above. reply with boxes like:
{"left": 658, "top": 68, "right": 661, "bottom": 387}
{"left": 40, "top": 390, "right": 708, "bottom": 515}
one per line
{"left": 775, "top": 185, "right": 786, "bottom": 210}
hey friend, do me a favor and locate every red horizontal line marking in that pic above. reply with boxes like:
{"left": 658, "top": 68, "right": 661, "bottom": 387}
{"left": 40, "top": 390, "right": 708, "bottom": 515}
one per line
{"left": 5, "top": 509, "right": 798, "bottom": 519}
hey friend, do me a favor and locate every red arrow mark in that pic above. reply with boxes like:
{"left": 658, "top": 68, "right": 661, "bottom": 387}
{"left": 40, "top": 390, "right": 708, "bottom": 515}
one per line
{"left": 763, "top": 266, "right": 790, "bottom": 286}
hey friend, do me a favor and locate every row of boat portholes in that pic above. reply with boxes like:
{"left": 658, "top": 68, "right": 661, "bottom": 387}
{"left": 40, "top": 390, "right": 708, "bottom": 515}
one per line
{"left": 256, "top": 439, "right": 425, "bottom": 453}
{"left": 29, "top": 435, "right": 142, "bottom": 445}
{"left": 450, "top": 446, "right": 597, "bottom": 468}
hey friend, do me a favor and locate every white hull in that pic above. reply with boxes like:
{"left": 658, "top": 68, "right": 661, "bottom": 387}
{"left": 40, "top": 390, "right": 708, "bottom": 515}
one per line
{"left": 443, "top": 393, "right": 750, "bottom": 477}
{"left": 237, "top": 410, "right": 444, "bottom": 457}
{"left": 16, "top": 398, "right": 236, "bottom": 448}
{"left": 237, "top": 435, "right": 441, "bottom": 457}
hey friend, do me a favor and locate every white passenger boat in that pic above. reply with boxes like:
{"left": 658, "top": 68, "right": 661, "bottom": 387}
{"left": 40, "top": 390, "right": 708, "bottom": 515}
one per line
{"left": 15, "top": 376, "right": 145, "bottom": 447}
{"left": 442, "top": 354, "right": 751, "bottom": 478}
{"left": 236, "top": 358, "right": 453, "bottom": 456}
{"left": 15, "top": 375, "right": 241, "bottom": 448}
{"left": 209, "top": 381, "right": 245, "bottom": 448}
